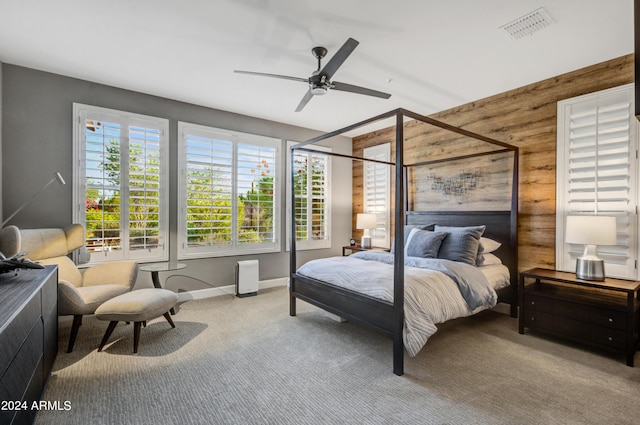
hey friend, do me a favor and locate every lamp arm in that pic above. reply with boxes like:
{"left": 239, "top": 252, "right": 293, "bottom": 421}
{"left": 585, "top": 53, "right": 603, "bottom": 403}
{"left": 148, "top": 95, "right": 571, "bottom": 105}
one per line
{"left": 2, "top": 178, "right": 56, "bottom": 227}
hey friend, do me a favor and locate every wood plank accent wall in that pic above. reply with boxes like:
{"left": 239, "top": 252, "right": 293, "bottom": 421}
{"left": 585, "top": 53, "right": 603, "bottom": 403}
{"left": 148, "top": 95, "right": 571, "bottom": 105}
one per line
{"left": 352, "top": 54, "right": 633, "bottom": 273}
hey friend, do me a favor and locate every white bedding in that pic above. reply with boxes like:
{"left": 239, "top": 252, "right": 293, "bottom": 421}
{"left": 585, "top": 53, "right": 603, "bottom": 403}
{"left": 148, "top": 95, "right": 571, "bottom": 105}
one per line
{"left": 295, "top": 252, "right": 509, "bottom": 356}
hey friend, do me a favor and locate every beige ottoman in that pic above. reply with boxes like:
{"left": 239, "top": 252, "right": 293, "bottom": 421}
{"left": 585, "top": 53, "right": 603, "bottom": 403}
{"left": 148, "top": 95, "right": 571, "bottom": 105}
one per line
{"left": 95, "top": 288, "right": 178, "bottom": 353}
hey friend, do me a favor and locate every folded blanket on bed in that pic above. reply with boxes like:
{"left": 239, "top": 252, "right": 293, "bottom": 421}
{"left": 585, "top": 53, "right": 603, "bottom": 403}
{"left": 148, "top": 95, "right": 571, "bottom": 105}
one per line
{"left": 350, "top": 250, "right": 495, "bottom": 310}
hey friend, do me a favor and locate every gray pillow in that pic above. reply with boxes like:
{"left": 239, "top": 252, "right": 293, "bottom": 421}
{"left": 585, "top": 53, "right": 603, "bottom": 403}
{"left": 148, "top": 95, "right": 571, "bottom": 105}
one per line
{"left": 434, "top": 225, "right": 486, "bottom": 265}
{"left": 405, "top": 229, "right": 447, "bottom": 258}
{"left": 390, "top": 224, "right": 435, "bottom": 254}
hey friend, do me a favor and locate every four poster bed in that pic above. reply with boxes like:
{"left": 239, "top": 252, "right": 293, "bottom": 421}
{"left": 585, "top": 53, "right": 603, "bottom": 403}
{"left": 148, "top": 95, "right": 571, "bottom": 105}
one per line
{"left": 289, "top": 109, "right": 518, "bottom": 376}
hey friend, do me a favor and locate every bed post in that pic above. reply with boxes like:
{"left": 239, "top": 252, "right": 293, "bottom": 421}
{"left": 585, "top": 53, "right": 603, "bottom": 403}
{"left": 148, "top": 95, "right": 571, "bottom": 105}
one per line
{"left": 393, "top": 110, "right": 405, "bottom": 376}
{"left": 510, "top": 148, "right": 519, "bottom": 318}
{"left": 289, "top": 146, "right": 297, "bottom": 317}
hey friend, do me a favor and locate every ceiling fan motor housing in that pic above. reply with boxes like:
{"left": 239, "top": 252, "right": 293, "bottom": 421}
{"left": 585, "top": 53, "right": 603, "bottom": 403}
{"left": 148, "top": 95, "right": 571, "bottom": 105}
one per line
{"left": 309, "top": 73, "right": 329, "bottom": 95}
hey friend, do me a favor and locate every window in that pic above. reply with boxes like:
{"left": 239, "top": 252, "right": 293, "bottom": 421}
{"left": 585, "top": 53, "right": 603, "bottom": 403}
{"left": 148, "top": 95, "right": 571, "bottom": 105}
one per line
{"left": 363, "top": 143, "right": 391, "bottom": 248}
{"left": 73, "top": 103, "right": 169, "bottom": 264}
{"left": 287, "top": 142, "right": 331, "bottom": 250}
{"left": 178, "top": 122, "right": 281, "bottom": 258}
{"left": 556, "top": 84, "right": 638, "bottom": 279}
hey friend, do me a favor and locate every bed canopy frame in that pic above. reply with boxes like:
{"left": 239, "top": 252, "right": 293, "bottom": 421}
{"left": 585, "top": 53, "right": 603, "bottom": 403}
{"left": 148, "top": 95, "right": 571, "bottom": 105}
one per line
{"left": 289, "top": 108, "right": 519, "bottom": 376}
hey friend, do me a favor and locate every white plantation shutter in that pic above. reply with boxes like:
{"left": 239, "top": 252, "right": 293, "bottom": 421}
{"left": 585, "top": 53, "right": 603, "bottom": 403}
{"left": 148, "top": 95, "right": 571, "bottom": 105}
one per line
{"left": 557, "top": 84, "right": 638, "bottom": 279}
{"left": 127, "top": 124, "right": 163, "bottom": 258}
{"left": 287, "top": 141, "right": 331, "bottom": 250}
{"left": 292, "top": 150, "right": 309, "bottom": 242}
{"left": 363, "top": 143, "right": 391, "bottom": 248}
{"left": 182, "top": 130, "right": 234, "bottom": 253}
{"left": 178, "top": 123, "right": 280, "bottom": 258}
{"left": 83, "top": 118, "right": 122, "bottom": 255}
{"left": 73, "top": 104, "right": 169, "bottom": 264}
{"left": 236, "top": 141, "right": 277, "bottom": 246}
{"left": 310, "top": 152, "right": 328, "bottom": 241}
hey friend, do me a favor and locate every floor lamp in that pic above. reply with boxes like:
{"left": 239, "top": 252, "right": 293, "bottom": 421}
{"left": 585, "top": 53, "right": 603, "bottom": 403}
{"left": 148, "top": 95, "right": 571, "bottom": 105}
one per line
{"left": 2, "top": 172, "right": 66, "bottom": 227}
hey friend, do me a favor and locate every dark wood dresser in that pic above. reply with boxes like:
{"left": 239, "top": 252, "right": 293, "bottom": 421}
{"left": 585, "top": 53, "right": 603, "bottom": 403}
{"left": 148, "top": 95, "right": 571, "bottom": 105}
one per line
{"left": 519, "top": 268, "right": 640, "bottom": 366}
{"left": 0, "top": 266, "right": 58, "bottom": 425}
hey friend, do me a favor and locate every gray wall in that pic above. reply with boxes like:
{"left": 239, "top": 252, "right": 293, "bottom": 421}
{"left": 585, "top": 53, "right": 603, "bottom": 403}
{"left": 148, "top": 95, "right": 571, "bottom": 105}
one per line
{"left": 0, "top": 61, "right": 3, "bottom": 220}
{"left": 1, "top": 64, "right": 352, "bottom": 288}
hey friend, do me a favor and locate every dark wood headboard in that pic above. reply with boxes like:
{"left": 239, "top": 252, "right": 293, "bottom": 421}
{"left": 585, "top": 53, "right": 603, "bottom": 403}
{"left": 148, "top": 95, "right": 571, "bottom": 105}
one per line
{"left": 406, "top": 210, "right": 518, "bottom": 288}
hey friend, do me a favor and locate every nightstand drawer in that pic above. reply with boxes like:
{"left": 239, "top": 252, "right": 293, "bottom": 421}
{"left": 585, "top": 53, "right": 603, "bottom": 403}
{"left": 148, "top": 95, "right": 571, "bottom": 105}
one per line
{"left": 524, "top": 310, "right": 627, "bottom": 350}
{"left": 525, "top": 293, "right": 626, "bottom": 330}
{"left": 586, "top": 306, "right": 627, "bottom": 330}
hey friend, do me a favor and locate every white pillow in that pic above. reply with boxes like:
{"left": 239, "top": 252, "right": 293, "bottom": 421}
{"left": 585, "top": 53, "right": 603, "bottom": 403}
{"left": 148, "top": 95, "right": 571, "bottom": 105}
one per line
{"left": 478, "top": 253, "right": 502, "bottom": 266}
{"left": 479, "top": 237, "right": 501, "bottom": 253}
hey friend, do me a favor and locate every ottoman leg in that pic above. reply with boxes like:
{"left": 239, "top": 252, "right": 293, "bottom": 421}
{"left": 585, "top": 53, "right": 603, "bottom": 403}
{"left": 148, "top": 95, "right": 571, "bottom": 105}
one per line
{"left": 163, "top": 312, "right": 176, "bottom": 328}
{"left": 134, "top": 322, "right": 142, "bottom": 353}
{"left": 98, "top": 321, "right": 119, "bottom": 352}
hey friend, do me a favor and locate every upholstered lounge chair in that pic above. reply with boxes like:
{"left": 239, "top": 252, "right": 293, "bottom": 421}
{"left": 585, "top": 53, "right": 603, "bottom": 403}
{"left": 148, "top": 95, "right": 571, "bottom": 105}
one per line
{"left": 0, "top": 225, "right": 21, "bottom": 259}
{"left": 20, "top": 224, "right": 138, "bottom": 352}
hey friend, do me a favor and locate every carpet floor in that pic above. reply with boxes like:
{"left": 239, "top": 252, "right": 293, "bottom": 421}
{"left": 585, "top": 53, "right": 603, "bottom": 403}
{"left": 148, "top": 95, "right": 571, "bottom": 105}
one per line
{"left": 36, "top": 286, "right": 640, "bottom": 425}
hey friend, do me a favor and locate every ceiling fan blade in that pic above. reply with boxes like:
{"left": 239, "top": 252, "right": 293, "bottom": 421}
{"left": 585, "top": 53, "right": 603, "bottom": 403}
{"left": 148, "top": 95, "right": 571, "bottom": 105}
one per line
{"left": 332, "top": 81, "right": 391, "bottom": 99}
{"left": 319, "top": 37, "right": 359, "bottom": 80}
{"left": 295, "top": 89, "right": 314, "bottom": 112}
{"left": 234, "top": 70, "right": 308, "bottom": 84}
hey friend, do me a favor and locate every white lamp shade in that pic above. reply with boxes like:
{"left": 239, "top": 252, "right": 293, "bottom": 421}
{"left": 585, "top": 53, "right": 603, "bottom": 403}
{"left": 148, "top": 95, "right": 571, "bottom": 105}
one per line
{"left": 356, "top": 213, "right": 377, "bottom": 230}
{"left": 565, "top": 215, "right": 617, "bottom": 246}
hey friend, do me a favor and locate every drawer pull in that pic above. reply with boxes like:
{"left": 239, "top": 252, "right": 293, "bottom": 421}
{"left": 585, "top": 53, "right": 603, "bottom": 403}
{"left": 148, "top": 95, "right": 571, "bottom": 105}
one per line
{"left": 530, "top": 301, "right": 535, "bottom": 305}
{"left": 530, "top": 316, "right": 535, "bottom": 321}
{"left": 608, "top": 336, "right": 613, "bottom": 341}
{"left": 608, "top": 318, "right": 614, "bottom": 323}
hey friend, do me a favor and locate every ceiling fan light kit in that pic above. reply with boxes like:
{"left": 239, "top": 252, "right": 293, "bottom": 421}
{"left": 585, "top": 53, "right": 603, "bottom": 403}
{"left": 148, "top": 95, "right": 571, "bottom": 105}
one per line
{"left": 234, "top": 37, "right": 391, "bottom": 111}
{"left": 310, "top": 86, "right": 328, "bottom": 96}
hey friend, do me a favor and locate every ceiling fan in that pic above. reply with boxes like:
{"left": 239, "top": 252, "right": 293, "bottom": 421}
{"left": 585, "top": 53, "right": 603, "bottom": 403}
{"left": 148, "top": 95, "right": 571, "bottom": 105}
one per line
{"left": 234, "top": 37, "right": 391, "bottom": 112}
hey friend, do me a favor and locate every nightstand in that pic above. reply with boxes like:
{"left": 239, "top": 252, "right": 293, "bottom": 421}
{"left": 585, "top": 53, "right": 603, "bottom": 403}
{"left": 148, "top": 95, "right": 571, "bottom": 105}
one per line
{"left": 519, "top": 268, "right": 640, "bottom": 366}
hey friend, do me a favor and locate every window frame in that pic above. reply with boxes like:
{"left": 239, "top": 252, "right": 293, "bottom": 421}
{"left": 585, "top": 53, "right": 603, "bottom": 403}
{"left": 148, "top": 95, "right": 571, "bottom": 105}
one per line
{"left": 286, "top": 141, "right": 332, "bottom": 251}
{"left": 72, "top": 103, "right": 169, "bottom": 265}
{"left": 556, "top": 84, "right": 638, "bottom": 279}
{"left": 177, "top": 122, "right": 281, "bottom": 259}
{"left": 363, "top": 143, "right": 391, "bottom": 249}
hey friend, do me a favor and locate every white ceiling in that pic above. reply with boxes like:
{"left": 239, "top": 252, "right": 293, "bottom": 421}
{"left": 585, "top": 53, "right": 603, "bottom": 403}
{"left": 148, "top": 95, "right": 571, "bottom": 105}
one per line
{"left": 0, "top": 0, "right": 633, "bottom": 136}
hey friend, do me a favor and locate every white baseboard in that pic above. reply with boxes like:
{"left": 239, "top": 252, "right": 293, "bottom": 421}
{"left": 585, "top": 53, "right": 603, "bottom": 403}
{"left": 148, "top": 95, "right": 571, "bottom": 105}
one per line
{"left": 174, "top": 277, "right": 288, "bottom": 304}
{"left": 259, "top": 277, "right": 289, "bottom": 290}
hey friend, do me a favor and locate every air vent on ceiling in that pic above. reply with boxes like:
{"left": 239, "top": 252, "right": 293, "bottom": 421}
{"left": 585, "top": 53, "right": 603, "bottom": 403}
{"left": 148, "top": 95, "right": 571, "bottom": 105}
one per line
{"left": 499, "top": 7, "right": 554, "bottom": 39}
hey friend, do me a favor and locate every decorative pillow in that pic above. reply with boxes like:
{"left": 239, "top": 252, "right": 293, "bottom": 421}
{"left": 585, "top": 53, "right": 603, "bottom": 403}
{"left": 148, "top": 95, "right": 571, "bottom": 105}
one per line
{"left": 475, "top": 237, "right": 502, "bottom": 265}
{"left": 390, "top": 224, "right": 435, "bottom": 254}
{"left": 480, "top": 237, "right": 501, "bottom": 253}
{"left": 477, "top": 253, "right": 502, "bottom": 266}
{"left": 434, "top": 225, "right": 486, "bottom": 265}
{"left": 405, "top": 229, "right": 447, "bottom": 258}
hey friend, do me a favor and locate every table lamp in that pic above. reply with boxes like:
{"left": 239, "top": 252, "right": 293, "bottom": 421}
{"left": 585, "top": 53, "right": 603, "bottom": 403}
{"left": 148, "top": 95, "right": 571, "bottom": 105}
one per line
{"left": 356, "top": 213, "right": 377, "bottom": 249}
{"left": 565, "top": 215, "right": 617, "bottom": 281}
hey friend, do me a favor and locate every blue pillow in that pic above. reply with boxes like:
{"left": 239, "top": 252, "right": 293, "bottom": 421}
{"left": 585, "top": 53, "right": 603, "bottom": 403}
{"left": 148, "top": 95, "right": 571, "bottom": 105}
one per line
{"left": 390, "top": 224, "right": 435, "bottom": 254}
{"left": 434, "top": 225, "right": 486, "bottom": 265}
{"left": 405, "top": 229, "right": 447, "bottom": 258}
